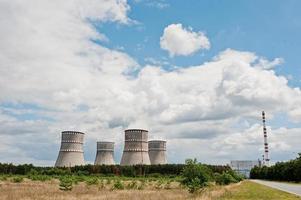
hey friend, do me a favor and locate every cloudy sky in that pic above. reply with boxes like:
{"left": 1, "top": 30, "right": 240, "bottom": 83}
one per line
{"left": 0, "top": 0, "right": 301, "bottom": 166}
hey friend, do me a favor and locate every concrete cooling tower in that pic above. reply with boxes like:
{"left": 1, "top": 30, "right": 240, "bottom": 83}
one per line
{"left": 94, "top": 141, "right": 115, "bottom": 165}
{"left": 120, "top": 129, "right": 151, "bottom": 166}
{"left": 148, "top": 140, "right": 167, "bottom": 165}
{"left": 55, "top": 131, "right": 85, "bottom": 167}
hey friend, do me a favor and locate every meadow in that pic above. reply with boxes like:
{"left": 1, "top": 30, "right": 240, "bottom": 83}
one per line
{"left": 1, "top": 176, "right": 300, "bottom": 200}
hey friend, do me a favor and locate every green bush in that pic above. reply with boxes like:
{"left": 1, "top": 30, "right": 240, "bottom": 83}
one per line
{"left": 228, "top": 170, "right": 245, "bottom": 182}
{"left": 181, "top": 159, "right": 210, "bottom": 193}
{"left": 73, "top": 175, "right": 86, "bottom": 184}
{"left": 12, "top": 176, "right": 24, "bottom": 183}
{"left": 186, "top": 178, "right": 203, "bottom": 193}
{"left": 215, "top": 172, "right": 237, "bottom": 185}
{"left": 28, "top": 175, "right": 51, "bottom": 182}
{"left": 85, "top": 177, "right": 99, "bottom": 185}
{"left": 0, "top": 175, "right": 8, "bottom": 181}
{"left": 77, "top": 170, "right": 90, "bottom": 176}
{"left": 59, "top": 176, "right": 73, "bottom": 191}
{"left": 112, "top": 179, "right": 124, "bottom": 190}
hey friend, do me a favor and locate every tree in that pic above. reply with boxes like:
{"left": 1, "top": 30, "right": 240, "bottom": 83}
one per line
{"left": 181, "top": 159, "right": 210, "bottom": 193}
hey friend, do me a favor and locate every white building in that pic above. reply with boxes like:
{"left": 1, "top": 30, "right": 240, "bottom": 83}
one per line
{"left": 230, "top": 160, "right": 261, "bottom": 178}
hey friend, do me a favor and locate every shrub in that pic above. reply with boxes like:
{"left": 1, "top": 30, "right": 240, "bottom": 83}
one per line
{"left": 0, "top": 175, "right": 8, "bottom": 181}
{"left": 12, "top": 176, "right": 24, "bottom": 183}
{"left": 228, "top": 170, "right": 245, "bottom": 182}
{"left": 85, "top": 177, "right": 99, "bottom": 185}
{"left": 126, "top": 180, "right": 138, "bottom": 189}
{"left": 59, "top": 176, "right": 73, "bottom": 191}
{"left": 137, "top": 181, "right": 145, "bottom": 190}
{"left": 73, "top": 175, "right": 86, "bottom": 184}
{"left": 112, "top": 179, "right": 124, "bottom": 190}
{"left": 27, "top": 169, "right": 39, "bottom": 175}
{"left": 181, "top": 159, "right": 210, "bottom": 193}
{"left": 28, "top": 175, "right": 51, "bottom": 182}
{"left": 215, "top": 172, "right": 237, "bottom": 185}
{"left": 186, "top": 178, "right": 203, "bottom": 193}
{"left": 77, "top": 170, "right": 89, "bottom": 176}
{"left": 155, "top": 179, "right": 164, "bottom": 189}
{"left": 98, "top": 179, "right": 105, "bottom": 189}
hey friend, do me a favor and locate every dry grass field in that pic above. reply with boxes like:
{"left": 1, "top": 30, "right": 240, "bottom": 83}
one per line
{"left": 0, "top": 178, "right": 237, "bottom": 200}
{"left": 1, "top": 179, "right": 300, "bottom": 200}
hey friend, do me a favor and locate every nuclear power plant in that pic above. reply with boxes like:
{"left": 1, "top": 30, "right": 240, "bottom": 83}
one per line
{"left": 54, "top": 129, "right": 167, "bottom": 166}
{"left": 94, "top": 141, "right": 115, "bottom": 165}
{"left": 55, "top": 131, "right": 85, "bottom": 167}
{"left": 120, "top": 129, "right": 151, "bottom": 166}
{"left": 148, "top": 140, "right": 167, "bottom": 165}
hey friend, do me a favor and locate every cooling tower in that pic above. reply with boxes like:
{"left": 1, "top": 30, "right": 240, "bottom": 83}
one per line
{"left": 55, "top": 131, "right": 85, "bottom": 167}
{"left": 148, "top": 140, "right": 167, "bottom": 165}
{"left": 120, "top": 129, "right": 151, "bottom": 166}
{"left": 94, "top": 141, "right": 115, "bottom": 165}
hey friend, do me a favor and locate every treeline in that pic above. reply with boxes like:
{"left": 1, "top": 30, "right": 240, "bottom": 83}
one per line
{"left": 0, "top": 163, "right": 231, "bottom": 177}
{"left": 250, "top": 153, "right": 301, "bottom": 182}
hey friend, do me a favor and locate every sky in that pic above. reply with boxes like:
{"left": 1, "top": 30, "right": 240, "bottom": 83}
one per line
{"left": 0, "top": 0, "right": 301, "bottom": 166}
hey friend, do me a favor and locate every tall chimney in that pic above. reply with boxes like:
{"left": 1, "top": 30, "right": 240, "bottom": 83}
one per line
{"left": 262, "top": 111, "right": 270, "bottom": 166}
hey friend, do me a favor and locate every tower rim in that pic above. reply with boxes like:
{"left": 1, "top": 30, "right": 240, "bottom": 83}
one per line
{"left": 125, "top": 128, "right": 148, "bottom": 132}
{"left": 62, "top": 131, "right": 85, "bottom": 135}
{"left": 149, "top": 140, "right": 166, "bottom": 143}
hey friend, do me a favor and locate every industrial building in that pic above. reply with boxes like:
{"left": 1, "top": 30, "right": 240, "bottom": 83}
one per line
{"left": 55, "top": 131, "right": 85, "bottom": 167}
{"left": 120, "top": 129, "right": 151, "bottom": 165}
{"left": 94, "top": 141, "right": 115, "bottom": 165}
{"left": 148, "top": 140, "right": 167, "bottom": 165}
{"left": 230, "top": 160, "right": 261, "bottom": 178}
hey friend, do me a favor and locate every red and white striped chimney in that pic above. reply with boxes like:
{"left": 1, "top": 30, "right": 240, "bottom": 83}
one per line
{"left": 262, "top": 111, "right": 270, "bottom": 166}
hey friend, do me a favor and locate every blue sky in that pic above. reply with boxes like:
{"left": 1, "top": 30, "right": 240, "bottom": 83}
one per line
{"left": 0, "top": 0, "right": 301, "bottom": 166}
{"left": 101, "top": 0, "right": 301, "bottom": 86}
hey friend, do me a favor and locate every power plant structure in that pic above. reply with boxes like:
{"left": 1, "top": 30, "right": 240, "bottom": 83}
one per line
{"left": 262, "top": 111, "right": 270, "bottom": 166}
{"left": 230, "top": 160, "right": 261, "bottom": 178}
{"left": 148, "top": 140, "right": 167, "bottom": 165}
{"left": 120, "top": 129, "right": 151, "bottom": 166}
{"left": 94, "top": 141, "right": 115, "bottom": 165}
{"left": 55, "top": 131, "right": 85, "bottom": 167}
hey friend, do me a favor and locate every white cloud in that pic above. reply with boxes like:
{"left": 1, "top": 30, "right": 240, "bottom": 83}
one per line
{"left": 255, "top": 57, "right": 284, "bottom": 70}
{"left": 133, "top": 0, "right": 169, "bottom": 9}
{"left": 160, "top": 23, "right": 210, "bottom": 57}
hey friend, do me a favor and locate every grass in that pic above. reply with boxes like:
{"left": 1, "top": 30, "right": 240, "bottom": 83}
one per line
{"left": 218, "top": 181, "right": 301, "bottom": 200}
{"left": 0, "top": 176, "right": 300, "bottom": 200}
